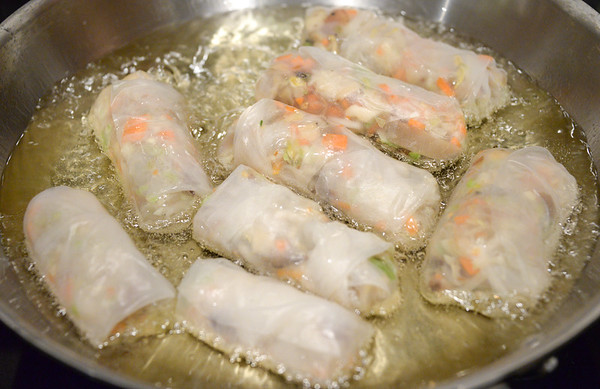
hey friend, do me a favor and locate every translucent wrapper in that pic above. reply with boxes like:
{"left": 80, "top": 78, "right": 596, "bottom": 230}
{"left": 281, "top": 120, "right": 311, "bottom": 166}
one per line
{"left": 303, "top": 7, "right": 510, "bottom": 124}
{"left": 420, "top": 147, "right": 579, "bottom": 317}
{"left": 256, "top": 46, "right": 466, "bottom": 160}
{"left": 193, "top": 165, "right": 400, "bottom": 315}
{"left": 88, "top": 71, "right": 212, "bottom": 232}
{"left": 23, "top": 186, "right": 176, "bottom": 347}
{"left": 223, "top": 98, "right": 441, "bottom": 250}
{"left": 176, "top": 257, "right": 375, "bottom": 385}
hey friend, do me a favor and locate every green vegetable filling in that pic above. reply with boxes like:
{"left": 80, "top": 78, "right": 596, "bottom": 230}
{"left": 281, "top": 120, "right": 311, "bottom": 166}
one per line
{"left": 380, "top": 139, "right": 402, "bottom": 149}
{"left": 466, "top": 179, "right": 480, "bottom": 189}
{"left": 369, "top": 255, "right": 397, "bottom": 280}
{"left": 282, "top": 139, "right": 305, "bottom": 168}
{"left": 409, "top": 151, "right": 421, "bottom": 160}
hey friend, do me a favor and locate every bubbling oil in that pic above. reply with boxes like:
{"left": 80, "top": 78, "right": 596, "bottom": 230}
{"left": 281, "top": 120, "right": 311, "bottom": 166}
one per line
{"left": 0, "top": 5, "right": 598, "bottom": 389}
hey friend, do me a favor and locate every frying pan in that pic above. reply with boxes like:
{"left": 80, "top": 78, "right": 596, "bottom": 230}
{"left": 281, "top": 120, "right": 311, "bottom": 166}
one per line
{"left": 2, "top": 0, "right": 600, "bottom": 387}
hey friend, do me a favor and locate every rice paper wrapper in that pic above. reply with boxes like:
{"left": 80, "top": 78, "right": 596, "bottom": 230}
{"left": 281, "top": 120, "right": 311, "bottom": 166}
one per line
{"left": 224, "top": 98, "right": 441, "bottom": 250}
{"left": 303, "top": 7, "right": 510, "bottom": 125}
{"left": 420, "top": 146, "right": 579, "bottom": 317}
{"left": 87, "top": 71, "right": 212, "bottom": 232}
{"left": 256, "top": 46, "right": 466, "bottom": 160}
{"left": 176, "top": 257, "right": 375, "bottom": 386}
{"left": 193, "top": 165, "right": 400, "bottom": 316}
{"left": 23, "top": 186, "right": 176, "bottom": 346}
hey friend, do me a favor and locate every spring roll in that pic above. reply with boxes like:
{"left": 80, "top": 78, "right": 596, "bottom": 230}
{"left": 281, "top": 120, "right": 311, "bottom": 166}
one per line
{"left": 23, "top": 186, "right": 176, "bottom": 346}
{"left": 420, "top": 147, "right": 579, "bottom": 317}
{"left": 223, "top": 98, "right": 441, "bottom": 250}
{"left": 88, "top": 71, "right": 212, "bottom": 232}
{"left": 256, "top": 46, "right": 467, "bottom": 160}
{"left": 193, "top": 165, "right": 399, "bottom": 315}
{"left": 176, "top": 257, "right": 374, "bottom": 385}
{"left": 303, "top": 7, "right": 510, "bottom": 124}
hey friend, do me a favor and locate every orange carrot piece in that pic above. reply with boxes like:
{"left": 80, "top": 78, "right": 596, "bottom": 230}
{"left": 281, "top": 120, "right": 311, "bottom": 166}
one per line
{"left": 322, "top": 133, "right": 348, "bottom": 150}
{"left": 46, "top": 272, "right": 56, "bottom": 286}
{"left": 376, "top": 45, "right": 384, "bottom": 56}
{"left": 389, "top": 94, "right": 403, "bottom": 105}
{"left": 405, "top": 217, "right": 418, "bottom": 236}
{"left": 341, "top": 166, "right": 353, "bottom": 179}
{"left": 326, "top": 104, "right": 345, "bottom": 118}
{"left": 278, "top": 54, "right": 314, "bottom": 71}
{"left": 374, "top": 220, "right": 387, "bottom": 231}
{"left": 306, "top": 93, "right": 320, "bottom": 103}
{"left": 308, "top": 103, "right": 324, "bottom": 114}
{"left": 275, "top": 53, "right": 293, "bottom": 63}
{"left": 158, "top": 130, "right": 175, "bottom": 140}
{"left": 275, "top": 239, "right": 287, "bottom": 252}
{"left": 408, "top": 118, "right": 426, "bottom": 131}
{"left": 340, "top": 98, "right": 352, "bottom": 109}
{"left": 393, "top": 68, "right": 406, "bottom": 81}
{"left": 321, "top": 37, "right": 330, "bottom": 46}
{"left": 337, "top": 201, "right": 352, "bottom": 211}
{"left": 478, "top": 54, "right": 495, "bottom": 63}
{"left": 152, "top": 169, "right": 159, "bottom": 176}
{"left": 306, "top": 93, "right": 325, "bottom": 113}
{"left": 324, "top": 8, "right": 358, "bottom": 24}
{"left": 450, "top": 136, "right": 461, "bottom": 148}
{"left": 271, "top": 159, "right": 283, "bottom": 175}
{"left": 303, "top": 57, "right": 316, "bottom": 69}
{"left": 276, "top": 268, "right": 304, "bottom": 281}
{"left": 437, "top": 77, "right": 455, "bottom": 97}
{"left": 110, "top": 319, "right": 128, "bottom": 336}
{"left": 453, "top": 214, "right": 469, "bottom": 224}
{"left": 378, "top": 83, "right": 392, "bottom": 93}
{"left": 122, "top": 117, "right": 148, "bottom": 142}
{"left": 459, "top": 256, "right": 480, "bottom": 276}
{"left": 284, "top": 105, "right": 296, "bottom": 113}
{"left": 459, "top": 122, "right": 467, "bottom": 136}
{"left": 290, "top": 55, "right": 304, "bottom": 69}
{"left": 295, "top": 96, "right": 305, "bottom": 106}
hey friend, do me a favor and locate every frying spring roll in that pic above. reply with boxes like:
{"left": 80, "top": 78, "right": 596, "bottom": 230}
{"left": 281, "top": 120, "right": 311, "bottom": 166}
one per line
{"left": 223, "top": 98, "right": 441, "bottom": 250}
{"left": 23, "top": 186, "right": 176, "bottom": 346}
{"left": 420, "top": 147, "right": 578, "bottom": 317}
{"left": 176, "top": 258, "right": 375, "bottom": 385}
{"left": 88, "top": 71, "right": 212, "bottom": 232}
{"left": 303, "top": 7, "right": 510, "bottom": 125}
{"left": 256, "top": 46, "right": 466, "bottom": 160}
{"left": 193, "top": 165, "right": 400, "bottom": 316}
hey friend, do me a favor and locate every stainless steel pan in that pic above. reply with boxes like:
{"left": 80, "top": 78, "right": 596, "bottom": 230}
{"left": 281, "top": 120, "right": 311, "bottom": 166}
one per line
{"left": 2, "top": 1, "right": 600, "bottom": 387}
